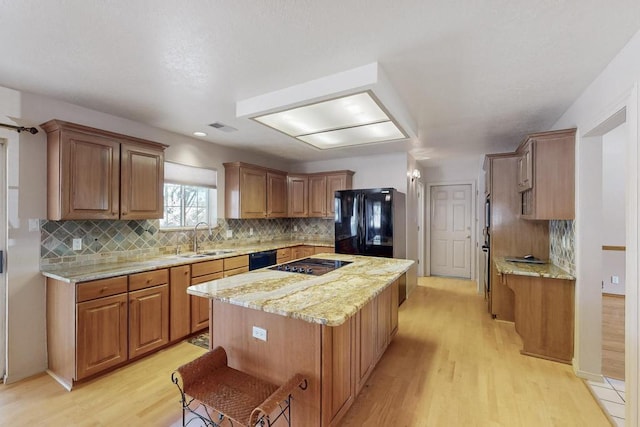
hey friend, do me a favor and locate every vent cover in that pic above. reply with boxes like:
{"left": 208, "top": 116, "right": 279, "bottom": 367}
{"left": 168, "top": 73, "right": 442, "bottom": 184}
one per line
{"left": 208, "top": 122, "right": 238, "bottom": 133}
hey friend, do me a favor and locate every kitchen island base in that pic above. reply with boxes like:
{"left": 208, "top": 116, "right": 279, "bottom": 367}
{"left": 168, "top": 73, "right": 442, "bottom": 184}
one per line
{"left": 209, "top": 279, "right": 400, "bottom": 427}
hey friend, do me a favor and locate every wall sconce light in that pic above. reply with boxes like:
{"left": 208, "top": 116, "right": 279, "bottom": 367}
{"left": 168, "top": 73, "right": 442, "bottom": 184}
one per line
{"left": 411, "top": 169, "right": 421, "bottom": 182}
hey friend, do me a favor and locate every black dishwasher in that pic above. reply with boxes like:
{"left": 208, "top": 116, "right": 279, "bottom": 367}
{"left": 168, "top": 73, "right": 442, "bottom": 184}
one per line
{"left": 249, "top": 249, "right": 277, "bottom": 270}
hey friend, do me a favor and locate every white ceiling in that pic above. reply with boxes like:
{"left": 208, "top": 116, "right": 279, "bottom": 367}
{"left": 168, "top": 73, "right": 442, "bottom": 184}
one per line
{"left": 1, "top": 1, "right": 639, "bottom": 165}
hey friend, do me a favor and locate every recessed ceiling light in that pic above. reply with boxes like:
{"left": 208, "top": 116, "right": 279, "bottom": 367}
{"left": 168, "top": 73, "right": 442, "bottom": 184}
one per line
{"left": 193, "top": 131, "right": 207, "bottom": 137}
{"left": 252, "top": 91, "right": 407, "bottom": 150}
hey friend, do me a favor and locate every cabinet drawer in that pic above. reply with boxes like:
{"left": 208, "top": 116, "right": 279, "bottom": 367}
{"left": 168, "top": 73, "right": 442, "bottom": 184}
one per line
{"left": 223, "top": 266, "right": 249, "bottom": 277}
{"left": 191, "top": 271, "right": 223, "bottom": 285}
{"left": 277, "top": 247, "right": 291, "bottom": 260}
{"left": 191, "top": 259, "right": 223, "bottom": 278}
{"left": 77, "top": 276, "right": 128, "bottom": 303}
{"left": 223, "top": 255, "right": 249, "bottom": 271}
{"left": 314, "top": 246, "right": 334, "bottom": 255}
{"left": 129, "top": 269, "right": 169, "bottom": 291}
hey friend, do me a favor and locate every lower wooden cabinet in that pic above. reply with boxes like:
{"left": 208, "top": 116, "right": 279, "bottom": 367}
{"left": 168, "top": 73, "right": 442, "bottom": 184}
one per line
{"left": 354, "top": 280, "right": 398, "bottom": 394}
{"left": 321, "top": 318, "right": 356, "bottom": 427}
{"left": 355, "top": 299, "right": 375, "bottom": 393}
{"left": 292, "top": 245, "right": 315, "bottom": 260}
{"left": 170, "top": 266, "right": 191, "bottom": 341}
{"left": 128, "top": 284, "right": 169, "bottom": 359}
{"left": 505, "top": 274, "right": 574, "bottom": 363}
{"left": 191, "top": 295, "right": 211, "bottom": 332}
{"left": 76, "top": 293, "right": 128, "bottom": 380}
{"left": 277, "top": 247, "right": 292, "bottom": 264}
{"left": 190, "top": 260, "right": 224, "bottom": 333}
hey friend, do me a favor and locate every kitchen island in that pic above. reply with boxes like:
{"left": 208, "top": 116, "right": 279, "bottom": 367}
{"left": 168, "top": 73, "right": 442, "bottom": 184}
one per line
{"left": 187, "top": 253, "right": 413, "bottom": 427}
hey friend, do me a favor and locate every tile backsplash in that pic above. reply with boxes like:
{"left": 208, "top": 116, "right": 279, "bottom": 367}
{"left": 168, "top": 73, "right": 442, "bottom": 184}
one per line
{"left": 40, "top": 217, "right": 334, "bottom": 268}
{"left": 550, "top": 220, "right": 575, "bottom": 275}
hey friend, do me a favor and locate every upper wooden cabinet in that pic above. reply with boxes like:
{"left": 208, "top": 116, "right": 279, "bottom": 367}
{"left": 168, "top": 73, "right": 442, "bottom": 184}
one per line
{"left": 517, "top": 128, "right": 576, "bottom": 220}
{"left": 324, "top": 171, "right": 354, "bottom": 218}
{"left": 267, "top": 172, "right": 288, "bottom": 218}
{"left": 224, "top": 162, "right": 354, "bottom": 218}
{"left": 120, "top": 142, "right": 165, "bottom": 220}
{"left": 287, "top": 174, "right": 309, "bottom": 217}
{"left": 297, "top": 170, "right": 354, "bottom": 218}
{"left": 42, "top": 120, "right": 167, "bottom": 220}
{"left": 516, "top": 140, "right": 533, "bottom": 192}
{"left": 224, "top": 162, "right": 287, "bottom": 219}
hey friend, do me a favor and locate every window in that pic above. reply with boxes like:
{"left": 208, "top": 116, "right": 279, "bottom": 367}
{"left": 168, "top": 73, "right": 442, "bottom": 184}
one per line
{"left": 160, "top": 162, "right": 217, "bottom": 229}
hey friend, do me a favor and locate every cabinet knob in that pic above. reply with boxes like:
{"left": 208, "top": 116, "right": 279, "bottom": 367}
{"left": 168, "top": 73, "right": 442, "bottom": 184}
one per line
{"left": 101, "top": 286, "right": 108, "bottom": 293}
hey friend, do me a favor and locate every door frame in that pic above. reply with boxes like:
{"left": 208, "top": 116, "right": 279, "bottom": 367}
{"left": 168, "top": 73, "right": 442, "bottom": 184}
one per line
{"left": 0, "top": 138, "right": 6, "bottom": 382}
{"left": 577, "top": 83, "right": 638, "bottom": 424}
{"left": 426, "top": 180, "right": 477, "bottom": 284}
{"left": 417, "top": 181, "right": 425, "bottom": 276}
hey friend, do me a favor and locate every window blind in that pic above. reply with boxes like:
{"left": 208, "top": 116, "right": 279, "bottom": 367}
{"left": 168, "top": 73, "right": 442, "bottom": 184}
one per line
{"left": 164, "top": 162, "right": 217, "bottom": 188}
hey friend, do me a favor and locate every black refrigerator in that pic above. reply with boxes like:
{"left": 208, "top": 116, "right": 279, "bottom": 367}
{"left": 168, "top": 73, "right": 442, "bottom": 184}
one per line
{"left": 334, "top": 188, "right": 406, "bottom": 259}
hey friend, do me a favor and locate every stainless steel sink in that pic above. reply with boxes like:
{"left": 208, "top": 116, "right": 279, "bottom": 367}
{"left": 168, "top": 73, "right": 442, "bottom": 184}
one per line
{"left": 179, "top": 250, "right": 235, "bottom": 258}
{"left": 202, "top": 250, "right": 235, "bottom": 256}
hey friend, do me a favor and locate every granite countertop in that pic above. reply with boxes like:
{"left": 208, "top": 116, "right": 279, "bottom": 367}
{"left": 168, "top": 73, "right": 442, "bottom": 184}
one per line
{"left": 40, "top": 240, "right": 334, "bottom": 283}
{"left": 493, "top": 256, "right": 575, "bottom": 280}
{"left": 188, "top": 253, "right": 414, "bottom": 327}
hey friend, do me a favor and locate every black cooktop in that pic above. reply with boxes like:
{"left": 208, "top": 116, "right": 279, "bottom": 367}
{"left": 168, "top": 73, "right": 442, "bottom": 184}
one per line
{"left": 269, "top": 257, "right": 352, "bottom": 276}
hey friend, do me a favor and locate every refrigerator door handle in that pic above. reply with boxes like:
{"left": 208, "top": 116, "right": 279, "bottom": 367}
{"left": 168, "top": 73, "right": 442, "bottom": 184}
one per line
{"left": 355, "top": 193, "right": 362, "bottom": 251}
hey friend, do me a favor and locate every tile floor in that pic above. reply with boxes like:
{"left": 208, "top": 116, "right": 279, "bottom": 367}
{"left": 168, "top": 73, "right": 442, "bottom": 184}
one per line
{"left": 587, "top": 377, "right": 626, "bottom": 426}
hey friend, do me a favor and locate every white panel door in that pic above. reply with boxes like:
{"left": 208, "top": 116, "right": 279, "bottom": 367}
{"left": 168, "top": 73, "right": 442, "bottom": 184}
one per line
{"left": 430, "top": 184, "right": 472, "bottom": 278}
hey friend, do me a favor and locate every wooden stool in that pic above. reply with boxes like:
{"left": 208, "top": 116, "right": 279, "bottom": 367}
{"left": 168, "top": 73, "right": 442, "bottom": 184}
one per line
{"left": 172, "top": 347, "right": 307, "bottom": 426}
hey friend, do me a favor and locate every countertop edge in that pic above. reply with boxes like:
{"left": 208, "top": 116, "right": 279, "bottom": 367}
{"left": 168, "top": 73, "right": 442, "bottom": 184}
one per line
{"left": 493, "top": 256, "right": 575, "bottom": 281}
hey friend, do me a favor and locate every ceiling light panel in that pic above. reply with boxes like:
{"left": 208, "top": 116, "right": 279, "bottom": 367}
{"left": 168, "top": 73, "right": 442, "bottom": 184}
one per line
{"left": 298, "top": 121, "right": 405, "bottom": 149}
{"left": 254, "top": 92, "right": 389, "bottom": 136}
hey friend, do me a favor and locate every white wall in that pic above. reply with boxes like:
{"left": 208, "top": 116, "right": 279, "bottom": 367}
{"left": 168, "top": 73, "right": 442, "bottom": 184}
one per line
{"left": 553, "top": 28, "right": 640, "bottom": 424}
{"left": 292, "top": 152, "right": 408, "bottom": 192}
{"left": 1, "top": 87, "right": 291, "bottom": 383}
{"left": 603, "top": 124, "right": 627, "bottom": 245}
{"left": 602, "top": 124, "right": 627, "bottom": 295}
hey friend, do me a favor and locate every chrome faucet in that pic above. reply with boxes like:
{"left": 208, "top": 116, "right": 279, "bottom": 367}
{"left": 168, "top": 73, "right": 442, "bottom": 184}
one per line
{"left": 193, "top": 221, "right": 212, "bottom": 253}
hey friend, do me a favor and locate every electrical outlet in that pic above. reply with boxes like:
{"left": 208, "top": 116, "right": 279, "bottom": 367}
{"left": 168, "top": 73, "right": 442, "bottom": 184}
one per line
{"left": 612, "top": 275, "right": 620, "bottom": 284}
{"left": 293, "top": 225, "right": 298, "bottom": 231}
{"left": 226, "top": 230, "right": 233, "bottom": 238}
{"left": 28, "top": 218, "right": 40, "bottom": 232}
{"left": 249, "top": 227, "right": 254, "bottom": 236}
{"left": 72, "top": 238, "right": 82, "bottom": 251}
{"left": 252, "top": 326, "right": 267, "bottom": 341}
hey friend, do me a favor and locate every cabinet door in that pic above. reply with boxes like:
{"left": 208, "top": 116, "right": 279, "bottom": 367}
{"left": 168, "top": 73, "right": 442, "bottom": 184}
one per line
{"left": 267, "top": 172, "right": 288, "bottom": 218}
{"left": 390, "top": 280, "right": 399, "bottom": 337}
{"left": 308, "top": 175, "right": 327, "bottom": 217}
{"left": 77, "top": 293, "right": 128, "bottom": 379}
{"left": 191, "top": 296, "right": 210, "bottom": 333}
{"left": 517, "top": 141, "right": 533, "bottom": 193}
{"left": 326, "top": 173, "right": 352, "bottom": 218}
{"left": 376, "top": 286, "right": 391, "bottom": 358}
{"left": 59, "top": 130, "right": 120, "bottom": 220}
{"left": 129, "top": 284, "right": 169, "bottom": 359}
{"left": 355, "top": 299, "right": 375, "bottom": 393}
{"left": 120, "top": 142, "right": 165, "bottom": 219}
{"left": 191, "top": 271, "right": 223, "bottom": 332}
{"left": 321, "top": 319, "right": 355, "bottom": 426}
{"left": 288, "top": 175, "right": 308, "bottom": 217}
{"left": 240, "top": 167, "right": 267, "bottom": 218}
{"left": 170, "top": 266, "right": 191, "bottom": 341}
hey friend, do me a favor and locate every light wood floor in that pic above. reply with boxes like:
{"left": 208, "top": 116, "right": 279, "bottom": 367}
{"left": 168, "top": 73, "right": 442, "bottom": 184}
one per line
{"left": 340, "top": 277, "right": 610, "bottom": 426}
{"left": 0, "top": 277, "right": 609, "bottom": 426}
{"left": 602, "top": 294, "right": 625, "bottom": 380}
{"left": 0, "top": 340, "right": 206, "bottom": 426}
